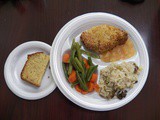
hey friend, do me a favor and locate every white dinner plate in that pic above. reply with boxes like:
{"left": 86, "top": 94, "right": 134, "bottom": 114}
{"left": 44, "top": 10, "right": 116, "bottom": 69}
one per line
{"left": 50, "top": 12, "right": 149, "bottom": 111}
{"left": 4, "top": 41, "right": 56, "bottom": 100}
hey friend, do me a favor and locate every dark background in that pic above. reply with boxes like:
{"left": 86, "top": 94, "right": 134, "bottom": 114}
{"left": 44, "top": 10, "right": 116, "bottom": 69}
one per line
{"left": 0, "top": 0, "right": 159, "bottom": 120}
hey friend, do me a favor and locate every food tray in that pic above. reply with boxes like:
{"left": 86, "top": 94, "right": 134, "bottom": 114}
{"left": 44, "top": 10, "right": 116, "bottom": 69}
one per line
{"left": 50, "top": 12, "right": 149, "bottom": 111}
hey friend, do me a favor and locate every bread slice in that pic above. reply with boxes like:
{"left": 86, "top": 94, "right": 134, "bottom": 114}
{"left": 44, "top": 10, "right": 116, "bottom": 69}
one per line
{"left": 80, "top": 24, "right": 128, "bottom": 54}
{"left": 21, "top": 52, "right": 50, "bottom": 87}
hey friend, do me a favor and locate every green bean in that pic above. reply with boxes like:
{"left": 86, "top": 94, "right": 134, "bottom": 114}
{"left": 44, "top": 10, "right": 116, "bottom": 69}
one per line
{"left": 68, "top": 64, "right": 72, "bottom": 75}
{"left": 86, "top": 67, "right": 92, "bottom": 80}
{"left": 72, "top": 61, "right": 82, "bottom": 72}
{"left": 81, "top": 60, "right": 86, "bottom": 71}
{"left": 75, "top": 43, "right": 82, "bottom": 62}
{"left": 88, "top": 56, "right": 93, "bottom": 66}
{"left": 76, "top": 71, "right": 88, "bottom": 91}
{"left": 68, "top": 49, "right": 76, "bottom": 75}
{"left": 71, "top": 39, "right": 76, "bottom": 50}
{"left": 71, "top": 49, "right": 76, "bottom": 61}
{"left": 74, "top": 57, "right": 83, "bottom": 72}
{"left": 86, "top": 65, "right": 98, "bottom": 82}
{"left": 62, "top": 63, "right": 68, "bottom": 80}
{"left": 81, "top": 60, "right": 87, "bottom": 83}
{"left": 68, "top": 55, "right": 73, "bottom": 75}
{"left": 80, "top": 49, "right": 100, "bottom": 59}
{"left": 75, "top": 42, "right": 82, "bottom": 49}
{"left": 81, "top": 71, "right": 86, "bottom": 84}
{"left": 79, "top": 44, "right": 82, "bottom": 49}
{"left": 86, "top": 68, "right": 89, "bottom": 79}
{"left": 71, "top": 81, "right": 79, "bottom": 88}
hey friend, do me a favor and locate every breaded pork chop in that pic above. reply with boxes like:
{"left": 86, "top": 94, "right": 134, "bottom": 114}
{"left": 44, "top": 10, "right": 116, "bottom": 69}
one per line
{"left": 80, "top": 24, "right": 128, "bottom": 54}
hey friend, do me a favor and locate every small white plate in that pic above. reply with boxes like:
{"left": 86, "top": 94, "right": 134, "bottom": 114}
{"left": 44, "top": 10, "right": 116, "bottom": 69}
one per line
{"left": 4, "top": 41, "right": 56, "bottom": 100}
{"left": 50, "top": 12, "right": 149, "bottom": 111}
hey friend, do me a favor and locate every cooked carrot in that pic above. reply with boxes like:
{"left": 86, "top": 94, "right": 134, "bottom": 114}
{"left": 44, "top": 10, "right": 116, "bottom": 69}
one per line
{"left": 87, "top": 82, "right": 94, "bottom": 92}
{"left": 62, "top": 53, "right": 70, "bottom": 63}
{"left": 90, "top": 73, "right": 98, "bottom": 83}
{"left": 93, "top": 83, "right": 100, "bottom": 92}
{"left": 75, "top": 85, "right": 88, "bottom": 94}
{"left": 68, "top": 70, "right": 76, "bottom": 83}
{"left": 75, "top": 85, "right": 81, "bottom": 93}
{"left": 83, "top": 59, "right": 88, "bottom": 65}
{"left": 83, "top": 59, "right": 90, "bottom": 69}
{"left": 86, "top": 65, "right": 90, "bottom": 69}
{"left": 81, "top": 90, "right": 88, "bottom": 94}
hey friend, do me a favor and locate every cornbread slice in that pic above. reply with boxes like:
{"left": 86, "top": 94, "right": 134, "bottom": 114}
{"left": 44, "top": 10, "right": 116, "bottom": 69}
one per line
{"left": 80, "top": 24, "right": 128, "bottom": 54}
{"left": 21, "top": 52, "right": 50, "bottom": 87}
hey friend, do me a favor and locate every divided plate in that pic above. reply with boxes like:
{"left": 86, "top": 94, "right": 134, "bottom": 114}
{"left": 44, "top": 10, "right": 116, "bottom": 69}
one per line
{"left": 50, "top": 12, "right": 149, "bottom": 111}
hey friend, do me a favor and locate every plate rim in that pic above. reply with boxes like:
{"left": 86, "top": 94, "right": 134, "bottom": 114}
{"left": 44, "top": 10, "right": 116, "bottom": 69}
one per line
{"left": 4, "top": 41, "right": 56, "bottom": 100}
{"left": 50, "top": 12, "right": 149, "bottom": 111}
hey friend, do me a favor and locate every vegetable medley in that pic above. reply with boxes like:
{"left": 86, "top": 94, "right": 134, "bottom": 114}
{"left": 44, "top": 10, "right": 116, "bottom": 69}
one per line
{"left": 62, "top": 39, "right": 99, "bottom": 94}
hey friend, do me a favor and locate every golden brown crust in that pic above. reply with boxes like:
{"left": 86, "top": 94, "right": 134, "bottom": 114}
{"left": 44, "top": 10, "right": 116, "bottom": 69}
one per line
{"left": 21, "top": 77, "right": 40, "bottom": 87}
{"left": 81, "top": 32, "right": 99, "bottom": 53}
{"left": 27, "top": 52, "right": 43, "bottom": 59}
{"left": 80, "top": 24, "right": 128, "bottom": 54}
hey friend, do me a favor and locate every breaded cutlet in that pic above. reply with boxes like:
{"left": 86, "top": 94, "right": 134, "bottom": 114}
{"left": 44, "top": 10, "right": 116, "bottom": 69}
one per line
{"left": 80, "top": 24, "right": 128, "bottom": 54}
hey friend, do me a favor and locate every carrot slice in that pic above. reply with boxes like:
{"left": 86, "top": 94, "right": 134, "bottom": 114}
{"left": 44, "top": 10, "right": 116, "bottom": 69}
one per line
{"left": 93, "top": 83, "right": 100, "bottom": 92}
{"left": 83, "top": 59, "right": 87, "bottom": 64}
{"left": 87, "top": 82, "right": 94, "bottom": 92}
{"left": 81, "top": 90, "right": 88, "bottom": 94}
{"left": 68, "top": 70, "right": 76, "bottom": 83}
{"left": 75, "top": 85, "right": 81, "bottom": 93}
{"left": 75, "top": 85, "right": 88, "bottom": 94}
{"left": 75, "top": 85, "right": 88, "bottom": 95}
{"left": 62, "top": 53, "right": 70, "bottom": 63}
{"left": 83, "top": 59, "right": 90, "bottom": 69}
{"left": 86, "top": 65, "right": 90, "bottom": 69}
{"left": 90, "top": 74, "right": 98, "bottom": 83}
